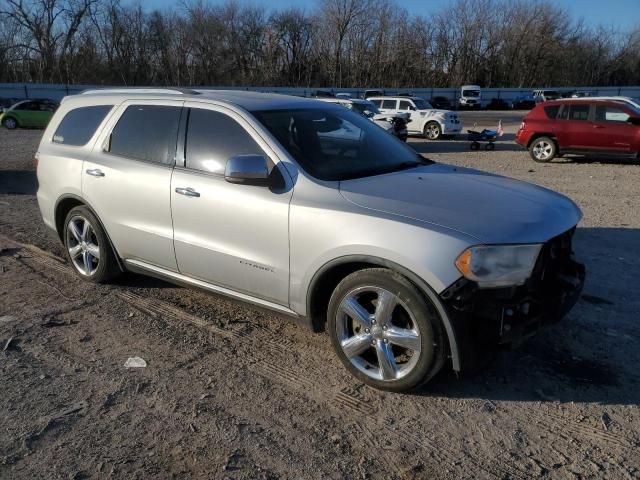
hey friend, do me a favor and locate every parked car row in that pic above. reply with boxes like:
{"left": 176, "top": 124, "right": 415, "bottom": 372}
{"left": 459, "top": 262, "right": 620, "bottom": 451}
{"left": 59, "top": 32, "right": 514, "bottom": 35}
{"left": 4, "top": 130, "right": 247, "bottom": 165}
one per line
{"left": 315, "top": 96, "right": 409, "bottom": 141}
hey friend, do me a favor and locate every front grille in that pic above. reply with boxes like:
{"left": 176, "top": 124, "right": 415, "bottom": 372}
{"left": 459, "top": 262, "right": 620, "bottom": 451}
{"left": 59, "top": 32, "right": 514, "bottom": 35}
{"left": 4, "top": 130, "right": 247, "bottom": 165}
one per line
{"left": 528, "top": 228, "right": 575, "bottom": 292}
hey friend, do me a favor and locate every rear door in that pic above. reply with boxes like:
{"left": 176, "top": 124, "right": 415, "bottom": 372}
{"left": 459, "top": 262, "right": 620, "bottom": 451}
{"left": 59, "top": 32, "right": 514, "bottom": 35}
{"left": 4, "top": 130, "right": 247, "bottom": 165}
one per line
{"left": 83, "top": 100, "right": 183, "bottom": 270}
{"left": 170, "top": 103, "right": 292, "bottom": 305}
{"left": 555, "top": 103, "right": 591, "bottom": 149}
{"left": 378, "top": 99, "right": 398, "bottom": 115}
{"left": 591, "top": 104, "right": 636, "bottom": 152}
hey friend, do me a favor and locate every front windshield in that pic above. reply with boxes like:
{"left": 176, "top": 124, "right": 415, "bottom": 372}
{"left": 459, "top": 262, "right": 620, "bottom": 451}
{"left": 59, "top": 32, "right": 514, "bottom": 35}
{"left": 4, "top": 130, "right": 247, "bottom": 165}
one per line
{"left": 462, "top": 90, "right": 480, "bottom": 97}
{"left": 350, "top": 101, "right": 380, "bottom": 116}
{"left": 252, "top": 107, "right": 431, "bottom": 181}
{"left": 412, "top": 98, "right": 433, "bottom": 109}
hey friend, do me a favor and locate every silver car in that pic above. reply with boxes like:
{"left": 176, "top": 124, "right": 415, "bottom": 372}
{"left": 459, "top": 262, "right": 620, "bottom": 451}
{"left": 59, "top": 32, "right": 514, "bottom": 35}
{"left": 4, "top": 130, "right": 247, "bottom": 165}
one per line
{"left": 36, "top": 89, "right": 585, "bottom": 391}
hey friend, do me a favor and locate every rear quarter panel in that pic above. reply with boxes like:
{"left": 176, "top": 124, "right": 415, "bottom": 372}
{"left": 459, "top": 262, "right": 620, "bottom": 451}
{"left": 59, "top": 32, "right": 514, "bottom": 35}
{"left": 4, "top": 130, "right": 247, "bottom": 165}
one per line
{"left": 36, "top": 99, "right": 119, "bottom": 232}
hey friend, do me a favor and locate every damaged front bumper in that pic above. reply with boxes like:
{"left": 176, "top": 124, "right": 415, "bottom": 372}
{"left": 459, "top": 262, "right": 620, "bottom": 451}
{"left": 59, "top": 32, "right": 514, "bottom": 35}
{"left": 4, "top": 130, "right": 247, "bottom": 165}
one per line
{"left": 440, "top": 229, "right": 585, "bottom": 365}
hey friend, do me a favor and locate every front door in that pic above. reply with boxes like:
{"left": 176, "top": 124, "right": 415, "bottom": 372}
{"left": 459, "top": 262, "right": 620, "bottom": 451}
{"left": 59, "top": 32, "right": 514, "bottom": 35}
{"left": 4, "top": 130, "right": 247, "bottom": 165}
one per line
{"left": 591, "top": 104, "right": 636, "bottom": 152}
{"left": 82, "top": 100, "right": 183, "bottom": 270}
{"left": 170, "top": 104, "right": 292, "bottom": 305}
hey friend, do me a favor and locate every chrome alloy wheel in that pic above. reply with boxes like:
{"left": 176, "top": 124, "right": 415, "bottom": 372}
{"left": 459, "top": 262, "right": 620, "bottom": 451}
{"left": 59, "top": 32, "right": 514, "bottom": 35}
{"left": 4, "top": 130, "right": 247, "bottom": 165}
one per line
{"left": 532, "top": 140, "right": 553, "bottom": 160}
{"left": 66, "top": 215, "right": 101, "bottom": 276}
{"left": 335, "top": 286, "right": 421, "bottom": 381}
{"left": 425, "top": 123, "right": 441, "bottom": 139}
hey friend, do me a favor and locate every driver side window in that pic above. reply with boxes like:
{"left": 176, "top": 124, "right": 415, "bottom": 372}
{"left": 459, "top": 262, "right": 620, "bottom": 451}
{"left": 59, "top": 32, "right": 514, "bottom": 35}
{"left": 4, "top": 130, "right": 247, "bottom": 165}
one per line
{"left": 398, "top": 100, "right": 414, "bottom": 111}
{"left": 185, "top": 108, "right": 268, "bottom": 175}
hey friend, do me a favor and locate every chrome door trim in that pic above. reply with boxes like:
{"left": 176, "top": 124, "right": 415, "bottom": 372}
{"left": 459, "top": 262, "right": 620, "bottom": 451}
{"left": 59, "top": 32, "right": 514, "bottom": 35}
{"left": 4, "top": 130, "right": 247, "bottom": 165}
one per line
{"left": 124, "top": 258, "right": 299, "bottom": 317}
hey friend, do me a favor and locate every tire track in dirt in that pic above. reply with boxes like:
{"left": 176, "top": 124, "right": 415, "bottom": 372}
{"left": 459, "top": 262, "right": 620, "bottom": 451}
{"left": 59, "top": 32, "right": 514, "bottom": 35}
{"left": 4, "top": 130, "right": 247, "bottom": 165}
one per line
{"left": 5, "top": 235, "right": 608, "bottom": 479}
{"left": 113, "top": 290, "right": 520, "bottom": 480}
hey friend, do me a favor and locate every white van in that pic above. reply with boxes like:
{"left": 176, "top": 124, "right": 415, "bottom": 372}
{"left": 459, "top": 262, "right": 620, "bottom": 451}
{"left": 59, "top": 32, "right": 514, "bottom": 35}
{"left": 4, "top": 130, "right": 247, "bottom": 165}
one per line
{"left": 459, "top": 85, "right": 482, "bottom": 109}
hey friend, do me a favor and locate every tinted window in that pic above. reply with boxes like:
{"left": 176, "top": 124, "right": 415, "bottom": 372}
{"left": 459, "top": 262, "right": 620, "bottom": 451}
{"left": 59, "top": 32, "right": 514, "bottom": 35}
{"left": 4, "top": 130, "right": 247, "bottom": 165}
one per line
{"left": 544, "top": 105, "right": 560, "bottom": 119}
{"left": 595, "top": 105, "right": 630, "bottom": 122}
{"left": 568, "top": 104, "right": 589, "bottom": 120}
{"left": 381, "top": 100, "right": 396, "bottom": 109}
{"left": 370, "top": 99, "right": 382, "bottom": 108}
{"left": 109, "top": 105, "right": 181, "bottom": 164}
{"left": 38, "top": 102, "right": 56, "bottom": 112}
{"left": 53, "top": 105, "right": 113, "bottom": 146}
{"left": 185, "top": 109, "right": 264, "bottom": 175}
{"left": 15, "top": 102, "right": 36, "bottom": 111}
{"left": 399, "top": 100, "right": 413, "bottom": 110}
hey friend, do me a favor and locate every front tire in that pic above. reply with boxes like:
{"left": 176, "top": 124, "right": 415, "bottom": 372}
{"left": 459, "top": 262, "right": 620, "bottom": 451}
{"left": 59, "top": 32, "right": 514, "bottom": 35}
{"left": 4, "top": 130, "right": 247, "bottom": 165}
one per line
{"left": 327, "top": 268, "right": 444, "bottom": 392}
{"left": 529, "top": 136, "right": 556, "bottom": 162}
{"left": 423, "top": 121, "right": 442, "bottom": 140}
{"left": 2, "top": 117, "right": 17, "bottom": 129}
{"left": 64, "top": 206, "right": 120, "bottom": 283}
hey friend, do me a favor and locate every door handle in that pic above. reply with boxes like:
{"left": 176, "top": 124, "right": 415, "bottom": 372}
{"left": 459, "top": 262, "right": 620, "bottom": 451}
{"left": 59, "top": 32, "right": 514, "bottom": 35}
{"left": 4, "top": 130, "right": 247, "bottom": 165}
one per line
{"left": 175, "top": 187, "right": 200, "bottom": 197}
{"left": 86, "top": 168, "right": 105, "bottom": 177}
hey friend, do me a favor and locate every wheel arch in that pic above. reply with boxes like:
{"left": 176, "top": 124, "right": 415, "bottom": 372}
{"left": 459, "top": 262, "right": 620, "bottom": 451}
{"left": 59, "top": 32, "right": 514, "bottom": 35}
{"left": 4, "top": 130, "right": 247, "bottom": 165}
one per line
{"left": 54, "top": 194, "right": 125, "bottom": 272}
{"left": 2, "top": 114, "right": 19, "bottom": 127}
{"left": 527, "top": 132, "right": 558, "bottom": 149}
{"left": 306, "top": 255, "right": 461, "bottom": 372}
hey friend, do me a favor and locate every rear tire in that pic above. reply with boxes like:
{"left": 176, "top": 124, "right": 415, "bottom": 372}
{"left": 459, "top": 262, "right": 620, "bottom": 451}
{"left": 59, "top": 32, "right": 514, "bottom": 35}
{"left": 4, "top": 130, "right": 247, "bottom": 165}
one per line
{"left": 529, "top": 136, "right": 556, "bottom": 162}
{"left": 423, "top": 121, "right": 442, "bottom": 140}
{"left": 2, "top": 117, "right": 17, "bottom": 129}
{"left": 327, "top": 268, "right": 445, "bottom": 392}
{"left": 63, "top": 206, "right": 120, "bottom": 283}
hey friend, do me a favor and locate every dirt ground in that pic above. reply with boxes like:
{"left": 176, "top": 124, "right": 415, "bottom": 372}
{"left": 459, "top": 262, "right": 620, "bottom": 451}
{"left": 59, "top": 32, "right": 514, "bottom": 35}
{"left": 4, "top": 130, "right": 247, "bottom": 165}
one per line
{"left": 1, "top": 112, "right": 639, "bottom": 480}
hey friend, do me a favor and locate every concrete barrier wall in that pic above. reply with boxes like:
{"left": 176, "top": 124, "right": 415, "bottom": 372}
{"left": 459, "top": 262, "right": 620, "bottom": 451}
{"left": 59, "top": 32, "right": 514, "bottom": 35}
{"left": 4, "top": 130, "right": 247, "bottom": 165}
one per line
{"left": 1, "top": 83, "right": 639, "bottom": 103}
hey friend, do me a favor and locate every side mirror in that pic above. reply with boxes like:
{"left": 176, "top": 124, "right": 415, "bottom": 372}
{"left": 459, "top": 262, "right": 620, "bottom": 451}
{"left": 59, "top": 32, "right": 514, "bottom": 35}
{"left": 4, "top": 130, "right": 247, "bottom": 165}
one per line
{"left": 225, "top": 154, "right": 271, "bottom": 186}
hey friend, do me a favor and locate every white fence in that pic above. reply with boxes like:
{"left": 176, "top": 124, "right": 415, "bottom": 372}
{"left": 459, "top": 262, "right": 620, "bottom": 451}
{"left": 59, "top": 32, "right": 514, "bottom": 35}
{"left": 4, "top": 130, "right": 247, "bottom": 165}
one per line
{"left": 1, "top": 83, "right": 639, "bottom": 103}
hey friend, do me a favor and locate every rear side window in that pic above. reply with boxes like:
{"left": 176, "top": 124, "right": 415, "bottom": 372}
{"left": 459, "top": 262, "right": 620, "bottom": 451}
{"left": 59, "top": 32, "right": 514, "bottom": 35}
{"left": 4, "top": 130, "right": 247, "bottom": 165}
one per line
{"left": 568, "top": 104, "right": 589, "bottom": 121}
{"left": 381, "top": 99, "right": 396, "bottom": 109}
{"left": 185, "top": 109, "right": 265, "bottom": 175}
{"left": 543, "top": 105, "right": 560, "bottom": 119}
{"left": 108, "top": 105, "right": 181, "bottom": 164}
{"left": 595, "top": 105, "right": 630, "bottom": 123}
{"left": 53, "top": 105, "right": 112, "bottom": 146}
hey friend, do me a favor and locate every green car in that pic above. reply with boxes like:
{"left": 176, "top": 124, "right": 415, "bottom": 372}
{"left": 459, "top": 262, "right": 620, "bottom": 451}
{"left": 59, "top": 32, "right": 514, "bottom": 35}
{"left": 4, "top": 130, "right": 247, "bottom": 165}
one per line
{"left": 0, "top": 99, "right": 58, "bottom": 129}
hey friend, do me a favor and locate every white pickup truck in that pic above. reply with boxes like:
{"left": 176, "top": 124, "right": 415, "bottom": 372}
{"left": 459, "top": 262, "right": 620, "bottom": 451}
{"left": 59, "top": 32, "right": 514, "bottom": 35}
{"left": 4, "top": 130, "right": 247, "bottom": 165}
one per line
{"left": 368, "top": 96, "right": 462, "bottom": 139}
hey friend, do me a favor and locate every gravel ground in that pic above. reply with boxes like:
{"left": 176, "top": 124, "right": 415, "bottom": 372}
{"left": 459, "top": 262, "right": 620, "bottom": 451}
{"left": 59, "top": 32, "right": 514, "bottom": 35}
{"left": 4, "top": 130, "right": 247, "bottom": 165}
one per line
{"left": 1, "top": 112, "right": 640, "bottom": 480}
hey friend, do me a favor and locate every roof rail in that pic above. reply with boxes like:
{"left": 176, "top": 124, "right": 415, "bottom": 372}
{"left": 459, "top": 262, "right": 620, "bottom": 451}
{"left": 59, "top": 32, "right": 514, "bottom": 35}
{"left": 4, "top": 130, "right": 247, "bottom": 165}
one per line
{"left": 79, "top": 87, "right": 200, "bottom": 95}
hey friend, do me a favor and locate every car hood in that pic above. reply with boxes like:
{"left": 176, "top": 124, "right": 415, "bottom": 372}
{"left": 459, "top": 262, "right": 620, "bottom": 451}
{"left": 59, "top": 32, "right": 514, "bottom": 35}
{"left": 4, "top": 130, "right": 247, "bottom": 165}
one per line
{"left": 339, "top": 164, "right": 582, "bottom": 244}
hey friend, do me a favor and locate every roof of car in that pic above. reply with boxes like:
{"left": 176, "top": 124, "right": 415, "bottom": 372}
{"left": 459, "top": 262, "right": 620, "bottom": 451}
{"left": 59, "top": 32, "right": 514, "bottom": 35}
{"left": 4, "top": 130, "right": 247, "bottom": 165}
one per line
{"left": 367, "top": 96, "right": 423, "bottom": 101}
{"left": 64, "top": 89, "right": 329, "bottom": 111}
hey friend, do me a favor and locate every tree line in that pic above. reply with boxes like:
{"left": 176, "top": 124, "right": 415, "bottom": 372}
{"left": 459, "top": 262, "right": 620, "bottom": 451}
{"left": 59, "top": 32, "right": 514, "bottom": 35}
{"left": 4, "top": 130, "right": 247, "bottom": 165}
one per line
{"left": 0, "top": 0, "right": 639, "bottom": 88}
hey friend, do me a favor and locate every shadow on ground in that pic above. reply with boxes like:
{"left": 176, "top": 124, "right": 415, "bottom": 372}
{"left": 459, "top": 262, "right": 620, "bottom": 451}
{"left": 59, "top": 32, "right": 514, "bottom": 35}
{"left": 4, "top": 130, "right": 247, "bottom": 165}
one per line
{"left": 413, "top": 227, "right": 640, "bottom": 406}
{"left": 0, "top": 170, "right": 37, "bottom": 195}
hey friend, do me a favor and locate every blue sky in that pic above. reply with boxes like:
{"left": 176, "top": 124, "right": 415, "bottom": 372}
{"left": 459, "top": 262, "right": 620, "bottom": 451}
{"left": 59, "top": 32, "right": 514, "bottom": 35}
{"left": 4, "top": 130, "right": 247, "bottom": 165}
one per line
{"left": 145, "top": 0, "right": 640, "bottom": 31}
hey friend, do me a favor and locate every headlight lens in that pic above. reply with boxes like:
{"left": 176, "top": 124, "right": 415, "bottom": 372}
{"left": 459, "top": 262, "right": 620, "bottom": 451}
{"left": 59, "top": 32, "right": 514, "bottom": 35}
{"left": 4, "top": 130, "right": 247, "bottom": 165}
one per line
{"left": 455, "top": 244, "right": 542, "bottom": 288}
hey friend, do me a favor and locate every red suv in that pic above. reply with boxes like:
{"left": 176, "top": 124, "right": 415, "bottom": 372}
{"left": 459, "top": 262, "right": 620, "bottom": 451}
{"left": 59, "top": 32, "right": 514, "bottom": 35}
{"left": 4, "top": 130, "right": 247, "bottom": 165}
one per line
{"left": 515, "top": 100, "right": 640, "bottom": 162}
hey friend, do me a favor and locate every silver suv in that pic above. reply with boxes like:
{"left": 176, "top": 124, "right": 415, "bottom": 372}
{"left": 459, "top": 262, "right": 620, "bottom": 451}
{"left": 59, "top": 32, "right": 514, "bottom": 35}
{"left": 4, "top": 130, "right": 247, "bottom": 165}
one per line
{"left": 36, "top": 89, "right": 585, "bottom": 391}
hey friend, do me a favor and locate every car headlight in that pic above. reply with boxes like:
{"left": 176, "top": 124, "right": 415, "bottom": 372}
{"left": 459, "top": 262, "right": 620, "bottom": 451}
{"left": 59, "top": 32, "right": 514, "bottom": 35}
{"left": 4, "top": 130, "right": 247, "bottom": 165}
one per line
{"left": 454, "top": 244, "right": 542, "bottom": 288}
